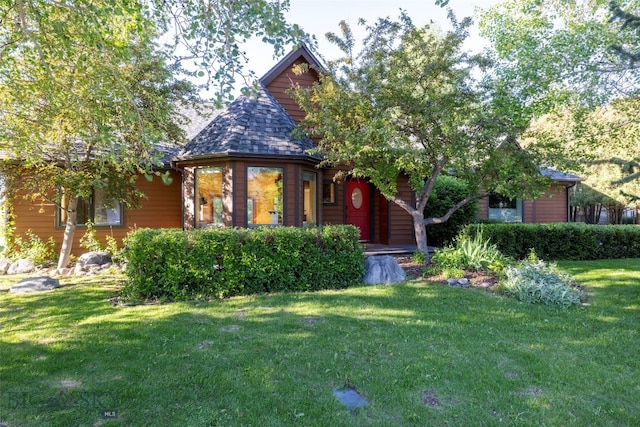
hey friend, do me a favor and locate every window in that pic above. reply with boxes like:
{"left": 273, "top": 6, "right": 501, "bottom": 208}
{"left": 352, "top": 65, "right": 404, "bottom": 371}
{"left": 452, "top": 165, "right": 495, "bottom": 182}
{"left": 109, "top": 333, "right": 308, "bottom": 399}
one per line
{"left": 196, "top": 166, "right": 224, "bottom": 227}
{"left": 323, "top": 181, "right": 336, "bottom": 204}
{"left": 489, "top": 194, "right": 523, "bottom": 222}
{"left": 303, "top": 171, "right": 317, "bottom": 225}
{"left": 247, "top": 167, "right": 283, "bottom": 225}
{"left": 59, "top": 189, "right": 122, "bottom": 226}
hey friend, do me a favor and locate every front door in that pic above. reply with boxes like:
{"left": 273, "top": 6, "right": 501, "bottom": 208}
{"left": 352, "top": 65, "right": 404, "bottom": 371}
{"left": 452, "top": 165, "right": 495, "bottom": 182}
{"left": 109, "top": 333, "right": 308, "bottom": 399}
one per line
{"left": 346, "top": 180, "right": 371, "bottom": 241}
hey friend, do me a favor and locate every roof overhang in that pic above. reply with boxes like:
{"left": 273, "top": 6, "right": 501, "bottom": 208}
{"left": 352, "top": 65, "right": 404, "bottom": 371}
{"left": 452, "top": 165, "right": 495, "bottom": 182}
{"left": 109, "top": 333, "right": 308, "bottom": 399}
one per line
{"left": 259, "top": 44, "right": 325, "bottom": 87}
{"left": 173, "top": 151, "right": 322, "bottom": 168}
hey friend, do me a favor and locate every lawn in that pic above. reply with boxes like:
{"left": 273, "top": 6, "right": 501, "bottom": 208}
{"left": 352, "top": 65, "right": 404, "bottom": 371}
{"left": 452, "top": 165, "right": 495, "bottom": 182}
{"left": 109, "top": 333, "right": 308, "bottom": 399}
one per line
{"left": 1, "top": 259, "right": 638, "bottom": 426}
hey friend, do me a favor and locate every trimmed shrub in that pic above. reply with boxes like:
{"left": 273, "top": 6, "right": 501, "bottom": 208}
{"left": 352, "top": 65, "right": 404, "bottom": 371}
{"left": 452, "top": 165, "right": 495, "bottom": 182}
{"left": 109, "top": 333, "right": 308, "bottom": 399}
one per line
{"left": 424, "top": 176, "right": 479, "bottom": 247}
{"left": 463, "top": 223, "right": 640, "bottom": 261}
{"left": 121, "top": 225, "right": 365, "bottom": 301}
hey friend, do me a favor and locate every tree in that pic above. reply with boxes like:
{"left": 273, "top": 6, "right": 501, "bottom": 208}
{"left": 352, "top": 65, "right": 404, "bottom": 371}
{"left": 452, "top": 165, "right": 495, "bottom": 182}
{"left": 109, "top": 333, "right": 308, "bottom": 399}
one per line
{"left": 523, "top": 99, "right": 640, "bottom": 209}
{"left": 291, "top": 12, "right": 559, "bottom": 262}
{"left": 479, "top": 0, "right": 640, "bottom": 200}
{"left": 0, "top": 0, "right": 306, "bottom": 269}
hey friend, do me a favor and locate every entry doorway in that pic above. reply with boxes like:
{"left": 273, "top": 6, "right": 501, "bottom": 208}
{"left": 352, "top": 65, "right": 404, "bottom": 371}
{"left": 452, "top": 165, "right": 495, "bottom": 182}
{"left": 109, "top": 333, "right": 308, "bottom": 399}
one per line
{"left": 346, "top": 180, "right": 371, "bottom": 241}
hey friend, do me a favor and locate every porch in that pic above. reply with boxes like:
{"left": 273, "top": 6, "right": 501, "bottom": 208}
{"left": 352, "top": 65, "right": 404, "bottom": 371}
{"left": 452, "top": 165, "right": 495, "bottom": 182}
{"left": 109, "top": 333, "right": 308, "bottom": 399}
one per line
{"left": 363, "top": 244, "right": 433, "bottom": 256}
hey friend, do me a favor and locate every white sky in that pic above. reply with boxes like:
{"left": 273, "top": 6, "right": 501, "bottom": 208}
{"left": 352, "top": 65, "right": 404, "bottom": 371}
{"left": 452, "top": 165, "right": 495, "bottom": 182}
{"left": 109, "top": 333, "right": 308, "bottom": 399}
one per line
{"left": 242, "top": 0, "right": 501, "bottom": 79}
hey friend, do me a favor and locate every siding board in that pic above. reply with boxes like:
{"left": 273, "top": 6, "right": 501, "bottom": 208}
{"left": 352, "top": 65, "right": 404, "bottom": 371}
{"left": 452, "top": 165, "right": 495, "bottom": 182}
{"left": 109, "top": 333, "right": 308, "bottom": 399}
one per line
{"left": 11, "top": 170, "right": 183, "bottom": 257}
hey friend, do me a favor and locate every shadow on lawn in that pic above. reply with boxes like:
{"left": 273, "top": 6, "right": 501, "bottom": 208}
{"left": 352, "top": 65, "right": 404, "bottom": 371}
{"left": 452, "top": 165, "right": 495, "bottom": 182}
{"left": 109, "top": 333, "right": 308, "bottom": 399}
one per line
{"left": 1, "top": 268, "right": 639, "bottom": 425}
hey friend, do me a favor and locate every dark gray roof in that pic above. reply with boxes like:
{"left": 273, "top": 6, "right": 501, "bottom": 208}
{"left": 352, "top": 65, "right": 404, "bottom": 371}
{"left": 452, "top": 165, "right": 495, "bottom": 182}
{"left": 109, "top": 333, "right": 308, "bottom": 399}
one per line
{"left": 540, "top": 167, "right": 582, "bottom": 182}
{"left": 175, "top": 86, "right": 318, "bottom": 162}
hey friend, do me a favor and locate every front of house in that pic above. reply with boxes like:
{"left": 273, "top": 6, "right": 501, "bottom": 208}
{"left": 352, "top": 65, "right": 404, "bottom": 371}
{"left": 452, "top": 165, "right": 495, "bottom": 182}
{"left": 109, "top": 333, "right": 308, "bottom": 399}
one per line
{"left": 6, "top": 45, "right": 581, "bottom": 256}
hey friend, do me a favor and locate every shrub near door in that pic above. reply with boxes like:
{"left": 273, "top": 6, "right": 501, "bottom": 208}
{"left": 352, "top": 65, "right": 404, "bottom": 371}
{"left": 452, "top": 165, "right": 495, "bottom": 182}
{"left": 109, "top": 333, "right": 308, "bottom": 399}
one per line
{"left": 122, "top": 225, "right": 365, "bottom": 301}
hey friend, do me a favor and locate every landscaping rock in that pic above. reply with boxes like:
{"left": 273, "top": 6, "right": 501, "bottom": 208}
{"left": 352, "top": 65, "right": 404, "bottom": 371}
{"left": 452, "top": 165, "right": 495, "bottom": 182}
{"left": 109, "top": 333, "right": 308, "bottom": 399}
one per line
{"left": 10, "top": 276, "right": 59, "bottom": 294}
{"left": 75, "top": 262, "right": 85, "bottom": 275}
{"left": 7, "top": 258, "right": 35, "bottom": 275}
{"left": 0, "top": 258, "right": 11, "bottom": 275}
{"left": 78, "top": 251, "right": 112, "bottom": 267}
{"left": 362, "top": 255, "right": 406, "bottom": 285}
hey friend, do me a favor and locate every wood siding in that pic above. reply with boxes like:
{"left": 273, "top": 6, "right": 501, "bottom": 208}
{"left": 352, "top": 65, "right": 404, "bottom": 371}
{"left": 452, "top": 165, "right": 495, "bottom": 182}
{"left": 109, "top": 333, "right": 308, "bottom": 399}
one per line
{"left": 528, "top": 184, "right": 569, "bottom": 223}
{"left": 387, "top": 176, "right": 416, "bottom": 245}
{"left": 478, "top": 184, "right": 570, "bottom": 223}
{"left": 10, "top": 170, "right": 183, "bottom": 257}
{"left": 264, "top": 57, "right": 319, "bottom": 124}
{"left": 321, "top": 167, "right": 346, "bottom": 226}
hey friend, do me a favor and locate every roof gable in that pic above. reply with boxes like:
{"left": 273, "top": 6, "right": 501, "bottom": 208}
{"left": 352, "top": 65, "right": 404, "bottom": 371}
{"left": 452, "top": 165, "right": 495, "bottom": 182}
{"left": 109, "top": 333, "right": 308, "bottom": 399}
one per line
{"left": 259, "top": 45, "right": 324, "bottom": 87}
{"left": 175, "top": 86, "right": 318, "bottom": 161}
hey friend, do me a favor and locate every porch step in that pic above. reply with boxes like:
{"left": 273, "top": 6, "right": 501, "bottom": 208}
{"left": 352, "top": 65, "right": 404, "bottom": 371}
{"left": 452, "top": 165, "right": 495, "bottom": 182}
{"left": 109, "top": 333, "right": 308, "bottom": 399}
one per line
{"left": 363, "top": 244, "right": 434, "bottom": 256}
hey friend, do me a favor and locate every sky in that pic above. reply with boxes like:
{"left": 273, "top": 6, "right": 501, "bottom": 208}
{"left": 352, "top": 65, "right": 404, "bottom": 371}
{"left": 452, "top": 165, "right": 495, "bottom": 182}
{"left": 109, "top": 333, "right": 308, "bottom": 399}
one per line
{"left": 241, "top": 0, "right": 501, "bottom": 79}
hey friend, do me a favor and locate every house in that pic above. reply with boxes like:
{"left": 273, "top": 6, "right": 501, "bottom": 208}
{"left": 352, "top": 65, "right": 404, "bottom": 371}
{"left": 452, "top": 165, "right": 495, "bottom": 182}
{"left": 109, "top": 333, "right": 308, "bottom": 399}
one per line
{"left": 4, "top": 45, "right": 581, "bottom": 256}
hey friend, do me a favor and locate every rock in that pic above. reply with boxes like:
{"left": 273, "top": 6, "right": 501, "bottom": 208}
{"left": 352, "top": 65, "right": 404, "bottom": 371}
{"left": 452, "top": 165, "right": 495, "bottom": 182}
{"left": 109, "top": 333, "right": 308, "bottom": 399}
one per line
{"left": 446, "top": 278, "right": 459, "bottom": 286}
{"left": 7, "top": 258, "right": 35, "bottom": 275}
{"left": 78, "top": 251, "right": 112, "bottom": 267}
{"left": 55, "top": 267, "right": 72, "bottom": 277}
{"left": 75, "top": 262, "right": 85, "bottom": 274}
{"left": 458, "top": 278, "right": 470, "bottom": 287}
{"left": 363, "top": 255, "right": 406, "bottom": 285}
{"left": 10, "top": 276, "right": 59, "bottom": 294}
{"left": 0, "top": 258, "right": 11, "bottom": 275}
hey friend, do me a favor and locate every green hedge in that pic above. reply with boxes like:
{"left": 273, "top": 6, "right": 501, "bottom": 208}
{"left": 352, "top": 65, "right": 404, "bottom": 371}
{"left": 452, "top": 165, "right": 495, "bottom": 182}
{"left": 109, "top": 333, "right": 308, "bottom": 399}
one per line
{"left": 122, "top": 225, "right": 365, "bottom": 301}
{"left": 463, "top": 223, "right": 640, "bottom": 261}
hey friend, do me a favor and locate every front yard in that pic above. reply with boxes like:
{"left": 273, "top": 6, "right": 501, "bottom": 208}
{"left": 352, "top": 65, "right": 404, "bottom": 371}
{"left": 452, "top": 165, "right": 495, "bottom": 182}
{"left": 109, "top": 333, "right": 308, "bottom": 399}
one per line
{"left": 1, "top": 259, "right": 638, "bottom": 426}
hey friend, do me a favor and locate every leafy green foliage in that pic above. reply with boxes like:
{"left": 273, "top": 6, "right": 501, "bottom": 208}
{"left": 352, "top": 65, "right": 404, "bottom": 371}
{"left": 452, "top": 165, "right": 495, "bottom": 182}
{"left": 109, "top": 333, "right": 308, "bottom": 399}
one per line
{"left": 425, "top": 176, "right": 479, "bottom": 247}
{"left": 464, "top": 223, "right": 640, "bottom": 260}
{"left": 79, "top": 222, "right": 103, "bottom": 253}
{"left": 481, "top": 1, "right": 640, "bottom": 201}
{"left": 501, "top": 257, "right": 586, "bottom": 307}
{"left": 11, "top": 230, "right": 56, "bottom": 266}
{"left": 0, "top": 0, "right": 307, "bottom": 269}
{"left": 79, "top": 222, "right": 122, "bottom": 262}
{"left": 291, "top": 11, "right": 555, "bottom": 259}
{"left": 431, "top": 230, "right": 509, "bottom": 274}
{"left": 122, "top": 225, "right": 365, "bottom": 301}
{"left": 412, "top": 250, "right": 427, "bottom": 265}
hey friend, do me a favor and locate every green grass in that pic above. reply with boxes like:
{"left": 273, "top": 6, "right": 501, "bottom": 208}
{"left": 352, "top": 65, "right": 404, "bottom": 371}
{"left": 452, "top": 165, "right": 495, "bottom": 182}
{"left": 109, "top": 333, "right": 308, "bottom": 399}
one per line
{"left": 1, "top": 259, "right": 639, "bottom": 426}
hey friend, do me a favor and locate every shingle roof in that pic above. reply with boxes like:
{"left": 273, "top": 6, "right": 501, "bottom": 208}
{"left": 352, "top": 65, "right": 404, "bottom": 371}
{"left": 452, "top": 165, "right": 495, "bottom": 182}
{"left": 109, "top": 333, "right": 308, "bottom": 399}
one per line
{"left": 540, "top": 168, "right": 582, "bottom": 182}
{"left": 174, "top": 86, "right": 319, "bottom": 162}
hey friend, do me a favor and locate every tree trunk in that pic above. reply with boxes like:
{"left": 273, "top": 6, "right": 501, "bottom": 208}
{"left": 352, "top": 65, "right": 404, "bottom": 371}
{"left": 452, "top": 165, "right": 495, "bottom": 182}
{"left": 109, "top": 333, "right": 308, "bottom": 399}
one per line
{"left": 57, "top": 196, "right": 78, "bottom": 270}
{"left": 412, "top": 211, "right": 430, "bottom": 264}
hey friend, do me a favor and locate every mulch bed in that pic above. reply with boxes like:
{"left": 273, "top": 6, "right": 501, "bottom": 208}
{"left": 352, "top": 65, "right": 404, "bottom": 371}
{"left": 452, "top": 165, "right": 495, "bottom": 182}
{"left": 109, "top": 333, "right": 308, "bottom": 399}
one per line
{"left": 394, "top": 256, "right": 499, "bottom": 288}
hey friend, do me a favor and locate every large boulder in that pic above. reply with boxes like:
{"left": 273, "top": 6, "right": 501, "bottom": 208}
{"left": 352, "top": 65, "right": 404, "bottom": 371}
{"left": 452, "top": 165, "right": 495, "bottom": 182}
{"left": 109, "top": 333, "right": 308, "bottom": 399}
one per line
{"left": 7, "top": 258, "right": 35, "bottom": 275}
{"left": 10, "top": 276, "right": 60, "bottom": 294}
{"left": 362, "top": 255, "right": 406, "bottom": 285}
{"left": 0, "top": 258, "right": 11, "bottom": 275}
{"left": 78, "top": 251, "right": 112, "bottom": 267}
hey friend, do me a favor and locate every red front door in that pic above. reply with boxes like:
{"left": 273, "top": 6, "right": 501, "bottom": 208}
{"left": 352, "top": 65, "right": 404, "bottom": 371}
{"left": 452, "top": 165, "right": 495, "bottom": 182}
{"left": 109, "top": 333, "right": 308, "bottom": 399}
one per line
{"left": 346, "top": 180, "right": 371, "bottom": 241}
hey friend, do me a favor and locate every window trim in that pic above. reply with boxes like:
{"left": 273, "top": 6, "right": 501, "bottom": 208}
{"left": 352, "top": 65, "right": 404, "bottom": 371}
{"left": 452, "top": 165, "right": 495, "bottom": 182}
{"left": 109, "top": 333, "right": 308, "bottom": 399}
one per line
{"left": 57, "top": 190, "right": 124, "bottom": 228}
{"left": 488, "top": 194, "right": 523, "bottom": 223}
{"left": 322, "top": 181, "right": 337, "bottom": 205}
{"left": 246, "top": 165, "right": 285, "bottom": 227}
{"left": 195, "top": 165, "right": 225, "bottom": 228}
{"left": 302, "top": 170, "right": 318, "bottom": 226}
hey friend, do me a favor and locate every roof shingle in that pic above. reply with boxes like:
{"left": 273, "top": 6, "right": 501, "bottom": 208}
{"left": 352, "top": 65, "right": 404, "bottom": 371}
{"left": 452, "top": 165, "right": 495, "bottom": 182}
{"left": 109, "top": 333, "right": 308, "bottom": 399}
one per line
{"left": 175, "top": 86, "right": 318, "bottom": 161}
